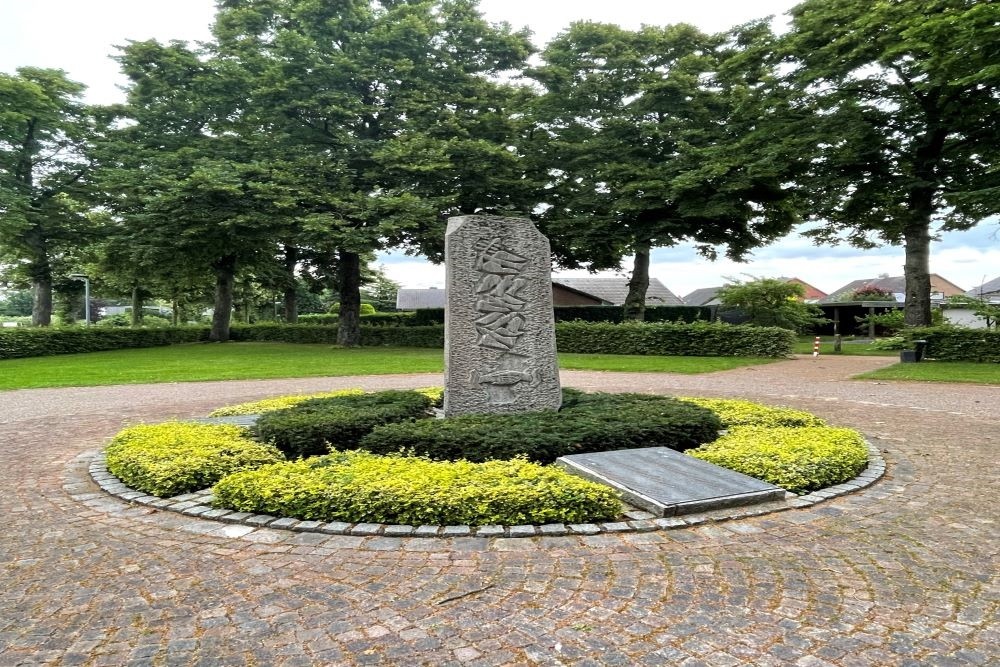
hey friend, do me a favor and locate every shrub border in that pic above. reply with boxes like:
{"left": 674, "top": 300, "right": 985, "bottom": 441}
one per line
{"left": 86, "top": 440, "right": 885, "bottom": 539}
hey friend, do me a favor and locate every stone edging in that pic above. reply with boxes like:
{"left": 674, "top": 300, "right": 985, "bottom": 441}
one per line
{"left": 86, "top": 442, "right": 886, "bottom": 539}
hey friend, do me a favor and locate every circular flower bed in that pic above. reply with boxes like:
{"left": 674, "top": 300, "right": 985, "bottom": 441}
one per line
{"left": 103, "top": 388, "right": 871, "bottom": 525}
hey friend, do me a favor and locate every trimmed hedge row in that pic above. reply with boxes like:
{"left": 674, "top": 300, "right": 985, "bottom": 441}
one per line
{"left": 555, "top": 321, "right": 796, "bottom": 358}
{"left": 228, "top": 324, "right": 445, "bottom": 347}
{"left": 0, "top": 326, "right": 208, "bottom": 360}
{"left": 358, "top": 389, "right": 722, "bottom": 463}
{"left": 105, "top": 422, "right": 284, "bottom": 497}
{"left": 3, "top": 319, "right": 794, "bottom": 359}
{"left": 212, "top": 451, "right": 622, "bottom": 526}
{"left": 406, "top": 306, "right": 714, "bottom": 325}
{"left": 297, "top": 312, "right": 414, "bottom": 326}
{"left": 900, "top": 327, "right": 1000, "bottom": 363}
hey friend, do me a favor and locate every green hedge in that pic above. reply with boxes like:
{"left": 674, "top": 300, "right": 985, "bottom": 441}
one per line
{"left": 213, "top": 451, "right": 622, "bottom": 526}
{"left": 555, "top": 321, "right": 795, "bottom": 358}
{"left": 900, "top": 327, "right": 1000, "bottom": 362}
{"left": 254, "top": 390, "right": 433, "bottom": 458}
{"left": 403, "top": 306, "right": 713, "bottom": 326}
{"left": 358, "top": 389, "right": 722, "bottom": 464}
{"left": 0, "top": 326, "right": 208, "bottom": 360}
{"left": 297, "top": 312, "right": 416, "bottom": 326}
{"left": 105, "top": 422, "right": 284, "bottom": 497}
{"left": 688, "top": 426, "right": 869, "bottom": 495}
{"left": 228, "top": 324, "right": 444, "bottom": 347}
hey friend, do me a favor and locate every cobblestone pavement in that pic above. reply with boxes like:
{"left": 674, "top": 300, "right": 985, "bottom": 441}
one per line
{"left": 1, "top": 356, "right": 998, "bottom": 666}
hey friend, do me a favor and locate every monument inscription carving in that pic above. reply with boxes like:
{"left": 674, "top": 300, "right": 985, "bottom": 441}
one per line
{"left": 445, "top": 216, "right": 561, "bottom": 416}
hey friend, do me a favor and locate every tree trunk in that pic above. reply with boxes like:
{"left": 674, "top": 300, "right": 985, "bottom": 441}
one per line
{"left": 902, "top": 222, "right": 932, "bottom": 326}
{"left": 336, "top": 249, "right": 362, "bottom": 347}
{"left": 131, "top": 284, "right": 143, "bottom": 326}
{"left": 31, "top": 274, "right": 52, "bottom": 327}
{"left": 623, "top": 242, "right": 651, "bottom": 321}
{"left": 282, "top": 245, "right": 299, "bottom": 324}
{"left": 210, "top": 255, "right": 237, "bottom": 342}
{"left": 171, "top": 297, "right": 179, "bottom": 326}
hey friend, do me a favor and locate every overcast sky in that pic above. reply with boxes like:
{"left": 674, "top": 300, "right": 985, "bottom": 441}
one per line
{"left": 2, "top": 0, "right": 996, "bottom": 297}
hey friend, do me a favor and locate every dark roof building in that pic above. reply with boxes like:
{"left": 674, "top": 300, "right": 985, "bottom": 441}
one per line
{"left": 965, "top": 275, "right": 1000, "bottom": 301}
{"left": 822, "top": 274, "right": 965, "bottom": 303}
{"left": 683, "top": 286, "right": 723, "bottom": 306}
{"left": 395, "top": 276, "right": 684, "bottom": 309}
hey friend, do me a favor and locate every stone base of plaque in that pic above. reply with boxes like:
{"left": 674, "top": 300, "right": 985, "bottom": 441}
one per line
{"left": 557, "top": 447, "right": 787, "bottom": 517}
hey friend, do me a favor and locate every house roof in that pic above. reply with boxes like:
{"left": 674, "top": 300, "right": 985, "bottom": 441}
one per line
{"left": 683, "top": 287, "right": 723, "bottom": 306}
{"left": 777, "top": 277, "right": 828, "bottom": 301}
{"left": 396, "top": 288, "right": 446, "bottom": 310}
{"left": 965, "top": 275, "right": 1000, "bottom": 298}
{"left": 397, "top": 277, "right": 686, "bottom": 309}
{"left": 553, "top": 276, "right": 685, "bottom": 306}
{"left": 821, "top": 274, "right": 966, "bottom": 303}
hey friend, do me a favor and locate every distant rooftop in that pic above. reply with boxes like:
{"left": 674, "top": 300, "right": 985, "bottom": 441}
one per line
{"left": 553, "top": 276, "right": 684, "bottom": 306}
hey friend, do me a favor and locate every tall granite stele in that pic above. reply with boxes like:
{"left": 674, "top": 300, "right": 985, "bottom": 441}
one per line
{"left": 444, "top": 215, "right": 562, "bottom": 417}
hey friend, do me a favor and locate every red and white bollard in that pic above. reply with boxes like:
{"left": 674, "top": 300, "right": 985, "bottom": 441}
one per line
{"left": 812, "top": 336, "right": 820, "bottom": 358}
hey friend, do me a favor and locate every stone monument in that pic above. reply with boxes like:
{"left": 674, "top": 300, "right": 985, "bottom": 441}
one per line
{"left": 444, "top": 215, "right": 561, "bottom": 416}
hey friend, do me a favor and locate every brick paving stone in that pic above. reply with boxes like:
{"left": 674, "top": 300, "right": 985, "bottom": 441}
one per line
{"left": 1, "top": 361, "right": 998, "bottom": 666}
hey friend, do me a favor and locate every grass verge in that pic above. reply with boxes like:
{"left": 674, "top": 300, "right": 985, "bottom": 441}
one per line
{"left": 0, "top": 343, "right": 779, "bottom": 390}
{"left": 793, "top": 336, "right": 898, "bottom": 356}
{"left": 855, "top": 361, "right": 1000, "bottom": 385}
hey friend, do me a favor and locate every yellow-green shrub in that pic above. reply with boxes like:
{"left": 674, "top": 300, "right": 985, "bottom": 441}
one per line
{"left": 688, "top": 426, "right": 868, "bottom": 494}
{"left": 209, "top": 389, "right": 365, "bottom": 416}
{"left": 679, "top": 398, "right": 826, "bottom": 428}
{"left": 213, "top": 451, "right": 621, "bottom": 526}
{"left": 105, "top": 422, "right": 285, "bottom": 497}
{"left": 414, "top": 386, "right": 444, "bottom": 408}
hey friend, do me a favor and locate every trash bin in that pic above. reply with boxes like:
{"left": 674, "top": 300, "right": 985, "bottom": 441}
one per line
{"left": 900, "top": 349, "right": 917, "bottom": 363}
{"left": 914, "top": 340, "right": 928, "bottom": 362}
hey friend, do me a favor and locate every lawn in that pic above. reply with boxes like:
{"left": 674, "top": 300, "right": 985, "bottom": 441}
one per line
{"left": 794, "top": 336, "right": 898, "bottom": 356}
{"left": 0, "top": 342, "right": 778, "bottom": 390}
{"left": 855, "top": 361, "right": 1000, "bottom": 385}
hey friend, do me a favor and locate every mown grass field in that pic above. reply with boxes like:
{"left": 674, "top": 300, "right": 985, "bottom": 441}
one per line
{"left": 854, "top": 361, "right": 1000, "bottom": 385}
{"left": 0, "top": 342, "right": 778, "bottom": 390}
{"left": 793, "top": 336, "right": 898, "bottom": 356}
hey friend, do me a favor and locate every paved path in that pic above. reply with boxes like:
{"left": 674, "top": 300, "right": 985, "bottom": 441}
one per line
{"left": 1, "top": 356, "right": 997, "bottom": 666}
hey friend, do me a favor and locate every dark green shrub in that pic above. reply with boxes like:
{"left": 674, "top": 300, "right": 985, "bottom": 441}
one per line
{"left": 358, "top": 389, "right": 722, "bottom": 463}
{"left": 900, "top": 327, "right": 1000, "bottom": 362}
{"left": 254, "top": 390, "right": 434, "bottom": 458}
{"left": 0, "top": 326, "right": 209, "bottom": 360}
{"left": 213, "top": 451, "right": 622, "bottom": 526}
{"left": 555, "top": 321, "right": 795, "bottom": 358}
{"left": 552, "top": 305, "right": 713, "bottom": 323}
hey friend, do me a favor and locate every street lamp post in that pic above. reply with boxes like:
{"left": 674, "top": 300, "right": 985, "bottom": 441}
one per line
{"left": 69, "top": 274, "right": 90, "bottom": 326}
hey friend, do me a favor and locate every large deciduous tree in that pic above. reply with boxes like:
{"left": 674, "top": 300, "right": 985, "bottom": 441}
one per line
{"left": 785, "top": 0, "right": 1000, "bottom": 326}
{"left": 527, "top": 22, "right": 801, "bottom": 320}
{"left": 211, "top": 0, "right": 532, "bottom": 345}
{"left": 0, "top": 68, "right": 98, "bottom": 325}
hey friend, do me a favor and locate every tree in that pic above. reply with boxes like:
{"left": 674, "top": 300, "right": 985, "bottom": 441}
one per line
{"left": 785, "top": 0, "right": 1000, "bottom": 326}
{"left": 101, "top": 40, "right": 294, "bottom": 341}
{"left": 0, "top": 288, "right": 32, "bottom": 316}
{"left": 527, "top": 21, "right": 801, "bottom": 320}
{"left": 210, "top": 0, "right": 533, "bottom": 345}
{"left": 716, "top": 277, "right": 826, "bottom": 332}
{"left": 0, "top": 68, "right": 99, "bottom": 325}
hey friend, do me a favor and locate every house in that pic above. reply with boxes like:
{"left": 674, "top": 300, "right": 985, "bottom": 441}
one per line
{"left": 964, "top": 276, "right": 1000, "bottom": 302}
{"left": 551, "top": 276, "right": 685, "bottom": 306}
{"left": 778, "top": 277, "right": 828, "bottom": 303}
{"left": 821, "top": 274, "right": 965, "bottom": 303}
{"left": 683, "top": 277, "right": 827, "bottom": 306}
{"left": 395, "top": 276, "right": 685, "bottom": 309}
{"left": 683, "top": 286, "right": 723, "bottom": 306}
{"left": 943, "top": 275, "right": 1000, "bottom": 328}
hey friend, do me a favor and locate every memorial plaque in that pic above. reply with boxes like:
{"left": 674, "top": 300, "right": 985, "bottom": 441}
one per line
{"left": 557, "top": 447, "right": 786, "bottom": 516}
{"left": 444, "top": 215, "right": 561, "bottom": 416}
